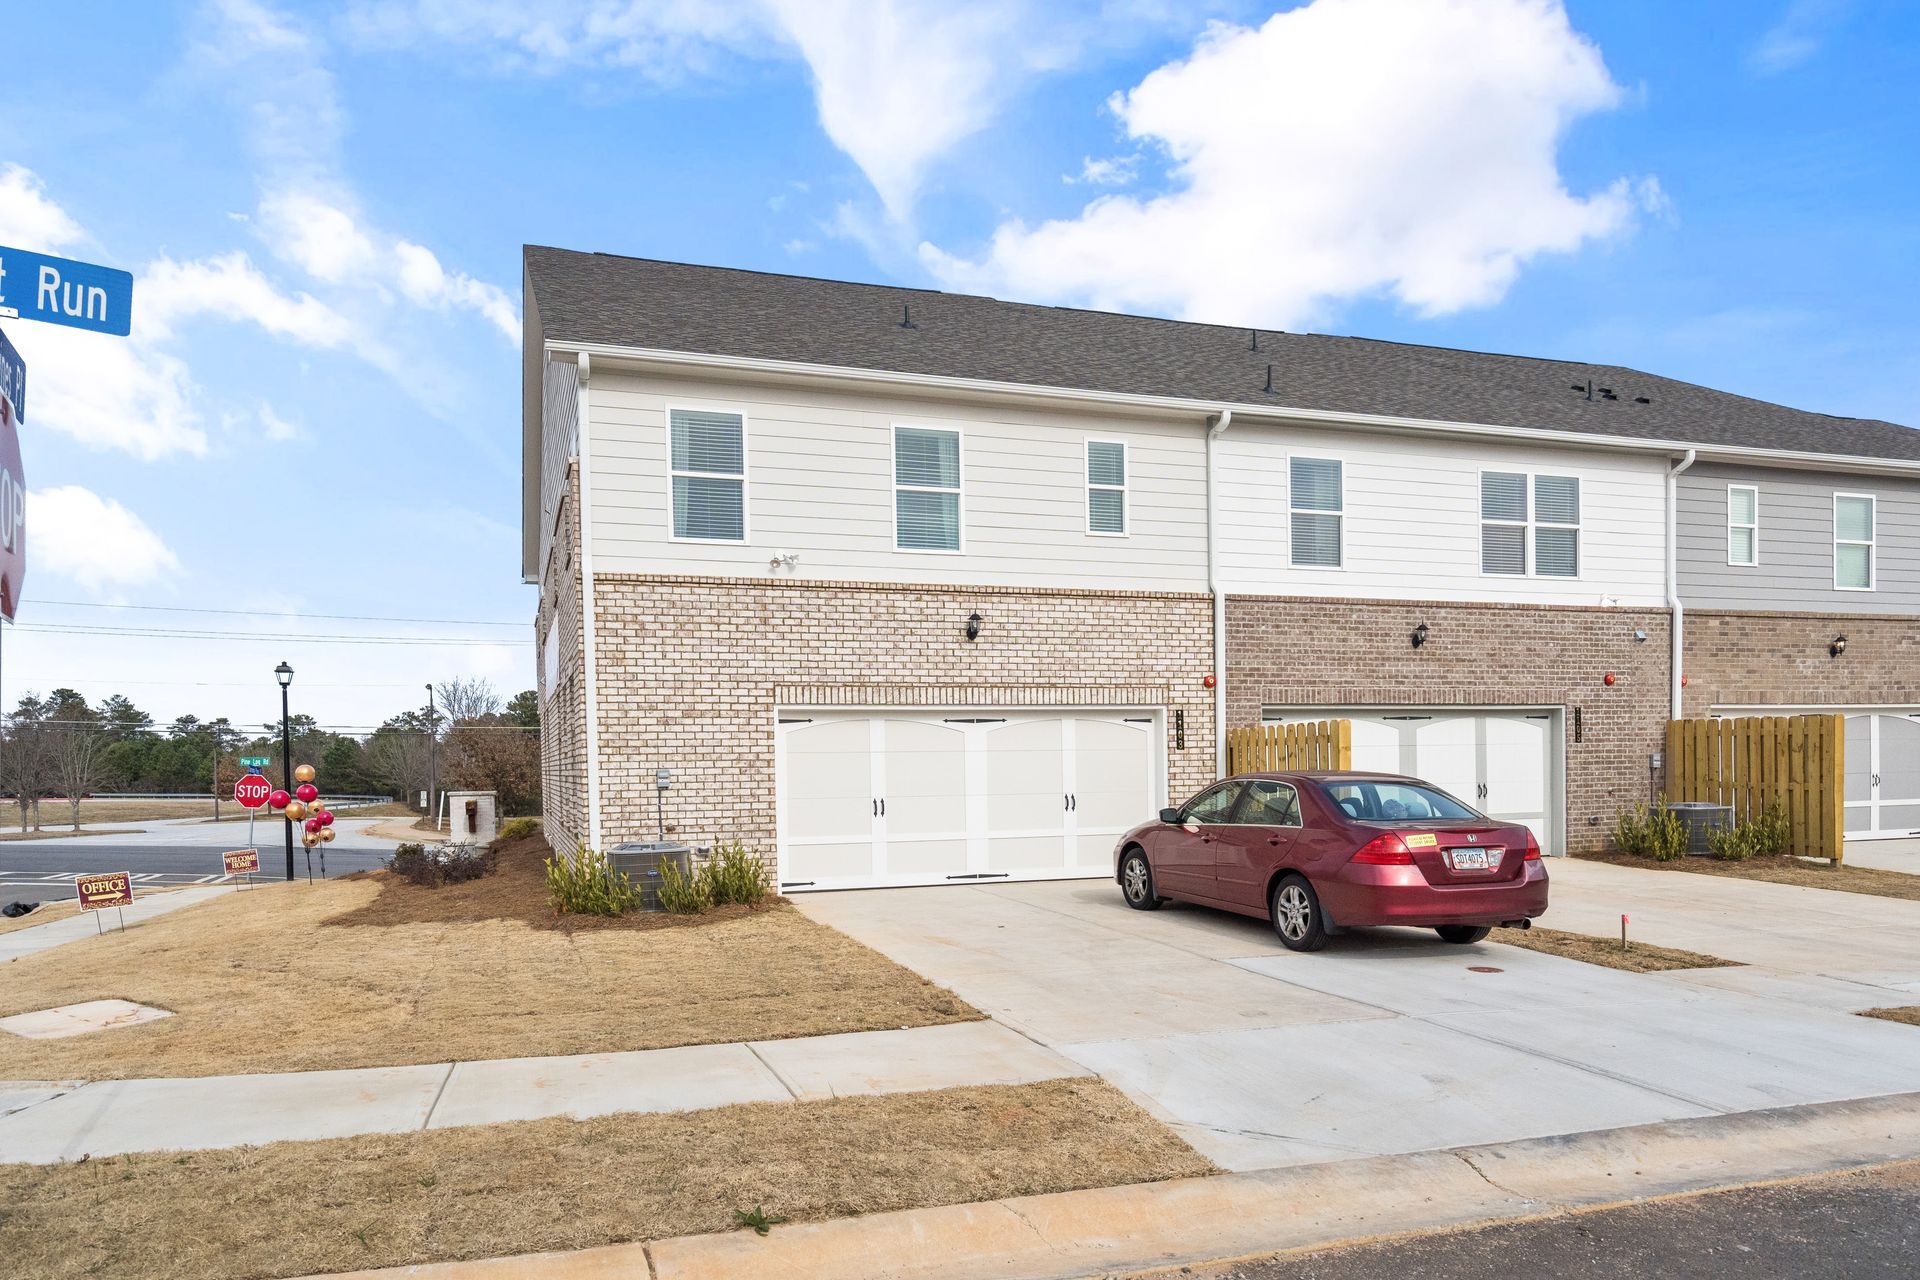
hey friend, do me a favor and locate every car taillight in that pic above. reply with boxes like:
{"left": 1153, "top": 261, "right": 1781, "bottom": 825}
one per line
{"left": 1523, "top": 830, "right": 1541, "bottom": 861}
{"left": 1351, "top": 833, "right": 1414, "bottom": 865}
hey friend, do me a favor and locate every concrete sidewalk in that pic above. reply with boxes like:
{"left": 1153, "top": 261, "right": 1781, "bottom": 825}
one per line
{"left": 0, "top": 886, "right": 231, "bottom": 963}
{"left": 301, "top": 1091, "right": 1920, "bottom": 1280}
{"left": 0, "top": 1019, "right": 1084, "bottom": 1164}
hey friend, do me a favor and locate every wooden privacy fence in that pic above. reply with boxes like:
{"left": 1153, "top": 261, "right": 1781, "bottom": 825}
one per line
{"left": 1228, "top": 720, "right": 1352, "bottom": 774}
{"left": 1665, "top": 714, "right": 1845, "bottom": 862}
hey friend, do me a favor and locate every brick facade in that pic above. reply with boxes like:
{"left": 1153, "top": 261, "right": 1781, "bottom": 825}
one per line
{"left": 585, "top": 574, "right": 1216, "bottom": 856}
{"left": 1226, "top": 596, "right": 1674, "bottom": 853}
{"left": 536, "top": 464, "right": 588, "bottom": 853}
{"left": 1681, "top": 609, "right": 1920, "bottom": 715}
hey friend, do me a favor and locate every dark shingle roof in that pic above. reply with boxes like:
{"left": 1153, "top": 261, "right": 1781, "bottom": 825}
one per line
{"left": 523, "top": 246, "right": 1920, "bottom": 463}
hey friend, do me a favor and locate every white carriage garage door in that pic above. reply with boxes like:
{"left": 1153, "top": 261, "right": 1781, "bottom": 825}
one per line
{"left": 775, "top": 709, "right": 1164, "bottom": 891}
{"left": 1264, "top": 706, "right": 1563, "bottom": 855}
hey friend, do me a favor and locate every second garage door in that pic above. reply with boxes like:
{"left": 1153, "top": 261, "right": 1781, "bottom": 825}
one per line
{"left": 776, "top": 708, "right": 1164, "bottom": 891}
{"left": 1264, "top": 705, "right": 1562, "bottom": 854}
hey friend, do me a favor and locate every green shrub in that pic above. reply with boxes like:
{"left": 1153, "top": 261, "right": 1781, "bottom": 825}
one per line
{"left": 700, "top": 841, "right": 770, "bottom": 906}
{"left": 1611, "top": 804, "right": 1651, "bottom": 856}
{"left": 1706, "top": 802, "right": 1791, "bottom": 861}
{"left": 1612, "top": 801, "right": 1687, "bottom": 860}
{"left": 656, "top": 855, "right": 712, "bottom": 914}
{"left": 544, "top": 846, "right": 645, "bottom": 916}
{"left": 496, "top": 816, "right": 541, "bottom": 842}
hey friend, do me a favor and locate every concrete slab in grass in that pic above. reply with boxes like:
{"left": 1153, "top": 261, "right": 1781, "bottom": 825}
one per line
{"left": 1431, "top": 991, "right": 1920, "bottom": 1114}
{"left": 1064, "top": 1017, "right": 1710, "bottom": 1172}
{"left": 1, "top": 998, "right": 173, "bottom": 1040}
{"left": 0, "top": 1063, "right": 451, "bottom": 1164}
{"left": 747, "top": 1020, "right": 1086, "bottom": 1100}
{"left": 427, "top": 1043, "right": 788, "bottom": 1130}
{"left": 0, "top": 1081, "right": 80, "bottom": 1118}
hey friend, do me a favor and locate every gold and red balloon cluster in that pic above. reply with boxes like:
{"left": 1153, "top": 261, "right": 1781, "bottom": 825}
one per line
{"left": 268, "top": 762, "right": 337, "bottom": 847}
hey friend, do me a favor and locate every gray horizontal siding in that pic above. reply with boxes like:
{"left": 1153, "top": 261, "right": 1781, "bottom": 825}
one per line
{"left": 1677, "top": 462, "right": 1920, "bottom": 613}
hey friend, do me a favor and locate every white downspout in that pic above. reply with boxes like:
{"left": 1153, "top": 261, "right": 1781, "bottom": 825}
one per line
{"left": 1206, "top": 409, "right": 1233, "bottom": 778}
{"left": 576, "top": 352, "right": 605, "bottom": 853}
{"left": 1665, "top": 448, "right": 1696, "bottom": 720}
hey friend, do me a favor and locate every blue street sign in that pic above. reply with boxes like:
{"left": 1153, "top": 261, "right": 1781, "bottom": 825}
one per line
{"left": 0, "top": 245, "right": 133, "bottom": 337}
{"left": 0, "top": 326, "right": 22, "bottom": 421}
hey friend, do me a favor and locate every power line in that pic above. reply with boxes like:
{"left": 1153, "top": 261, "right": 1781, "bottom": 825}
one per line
{"left": 15, "top": 623, "right": 532, "bottom": 647}
{"left": 29, "top": 599, "right": 528, "bottom": 628}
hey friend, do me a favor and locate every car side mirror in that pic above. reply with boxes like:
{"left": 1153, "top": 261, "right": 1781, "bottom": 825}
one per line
{"left": 1159, "top": 807, "right": 1182, "bottom": 825}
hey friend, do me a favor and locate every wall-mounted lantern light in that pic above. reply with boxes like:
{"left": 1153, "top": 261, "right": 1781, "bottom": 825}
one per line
{"left": 1411, "top": 623, "right": 1429, "bottom": 649}
{"left": 965, "top": 612, "right": 983, "bottom": 642}
{"left": 1830, "top": 635, "right": 1848, "bottom": 659}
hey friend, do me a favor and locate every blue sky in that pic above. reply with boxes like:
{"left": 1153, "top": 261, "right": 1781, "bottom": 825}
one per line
{"left": 1, "top": 0, "right": 1915, "bottom": 731}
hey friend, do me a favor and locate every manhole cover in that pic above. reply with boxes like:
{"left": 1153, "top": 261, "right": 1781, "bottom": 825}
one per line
{"left": 1467, "top": 965, "right": 1504, "bottom": 974}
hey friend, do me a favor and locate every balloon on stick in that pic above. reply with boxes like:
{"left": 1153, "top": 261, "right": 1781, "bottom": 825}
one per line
{"left": 294, "top": 764, "right": 316, "bottom": 784}
{"left": 285, "top": 800, "right": 309, "bottom": 822}
{"left": 268, "top": 790, "right": 291, "bottom": 810}
{"left": 295, "top": 783, "right": 318, "bottom": 804}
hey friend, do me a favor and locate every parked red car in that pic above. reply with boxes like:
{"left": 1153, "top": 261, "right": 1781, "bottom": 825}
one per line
{"left": 1114, "top": 771, "right": 1548, "bottom": 951}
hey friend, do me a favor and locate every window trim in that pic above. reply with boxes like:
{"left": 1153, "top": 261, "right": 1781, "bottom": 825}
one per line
{"left": 1479, "top": 468, "right": 1582, "bottom": 579}
{"left": 892, "top": 422, "right": 966, "bottom": 555}
{"left": 1287, "top": 454, "right": 1345, "bottom": 570}
{"left": 1228, "top": 779, "right": 1304, "bottom": 828}
{"left": 1834, "top": 491, "right": 1877, "bottom": 591}
{"left": 1726, "top": 483, "right": 1759, "bottom": 567}
{"left": 665, "top": 403, "right": 751, "bottom": 545}
{"left": 1084, "top": 437, "right": 1129, "bottom": 538}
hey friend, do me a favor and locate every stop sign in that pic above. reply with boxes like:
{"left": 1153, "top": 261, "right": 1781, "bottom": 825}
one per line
{"left": 234, "top": 774, "right": 273, "bottom": 809}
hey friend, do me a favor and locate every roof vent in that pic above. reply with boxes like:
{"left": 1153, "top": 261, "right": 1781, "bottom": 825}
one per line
{"left": 1249, "top": 329, "right": 1259, "bottom": 352}
{"left": 1634, "top": 396, "right": 1652, "bottom": 405}
{"left": 1262, "top": 362, "right": 1275, "bottom": 394}
{"left": 899, "top": 304, "right": 918, "bottom": 330}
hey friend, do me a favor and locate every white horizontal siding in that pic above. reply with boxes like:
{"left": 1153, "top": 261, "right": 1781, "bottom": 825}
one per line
{"left": 1215, "top": 422, "right": 1669, "bottom": 605}
{"left": 585, "top": 370, "right": 1210, "bottom": 591}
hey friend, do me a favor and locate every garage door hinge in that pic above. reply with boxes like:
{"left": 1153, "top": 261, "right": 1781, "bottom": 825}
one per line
{"left": 780, "top": 881, "right": 815, "bottom": 889}
{"left": 1124, "top": 717, "right": 1153, "bottom": 723}
{"left": 778, "top": 717, "right": 813, "bottom": 724}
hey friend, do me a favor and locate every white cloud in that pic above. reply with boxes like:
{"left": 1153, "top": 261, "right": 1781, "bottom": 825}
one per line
{"left": 0, "top": 164, "right": 86, "bottom": 251}
{"left": 27, "top": 485, "right": 181, "bottom": 594}
{"left": 257, "top": 190, "right": 380, "bottom": 282}
{"left": 258, "top": 402, "right": 302, "bottom": 441}
{"left": 1066, "top": 154, "right": 1139, "bottom": 186}
{"left": 142, "top": 251, "right": 357, "bottom": 348}
{"left": 393, "top": 241, "right": 519, "bottom": 341}
{"left": 1749, "top": 0, "right": 1850, "bottom": 75}
{"left": 922, "top": 0, "right": 1651, "bottom": 329}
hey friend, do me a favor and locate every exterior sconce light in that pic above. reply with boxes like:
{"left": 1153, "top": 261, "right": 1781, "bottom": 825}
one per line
{"left": 1411, "top": 623, "right": 1429, "bottom": 649}
{"left": 1830, "top": 635, "right": 1848, "bottom": 659}
{"left": 965, "top": 612, "right": 983, "bottom": 642}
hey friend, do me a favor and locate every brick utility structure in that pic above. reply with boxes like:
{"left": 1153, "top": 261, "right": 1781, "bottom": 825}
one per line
{"left": 522, "top": 248, "right": 1920, "bottom": 886}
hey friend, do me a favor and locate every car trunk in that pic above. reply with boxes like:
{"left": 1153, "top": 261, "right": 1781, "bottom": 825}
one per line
{"left": 1371, "top": 820, "right": 1530, "bottom": 885}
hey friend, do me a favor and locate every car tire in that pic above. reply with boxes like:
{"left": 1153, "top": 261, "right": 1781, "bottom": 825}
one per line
{"left": 1119, "top": 848, "right": 1163, "bottom": 911}
{"left": 1270, "top": 874, "right": 1330, "bottom": 952}
{"left": 1435, "top": 925, "right": 1493, "bottom": 944}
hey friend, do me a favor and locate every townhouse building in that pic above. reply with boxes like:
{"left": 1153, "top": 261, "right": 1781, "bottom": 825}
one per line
{"left": 522, "top": 247, "right": 1920, "bottom": 886}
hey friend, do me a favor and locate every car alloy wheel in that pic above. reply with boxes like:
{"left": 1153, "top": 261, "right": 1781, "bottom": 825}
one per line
{"left": 1120, "top": 850, "right": 1162, "bottom": 911}
{"left": 1275, "top": 884, "right": 1312, "bottom": 939}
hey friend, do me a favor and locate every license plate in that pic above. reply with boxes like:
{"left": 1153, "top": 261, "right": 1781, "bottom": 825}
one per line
{"left": 1448, "top": 848, "right": 1500, "bottom": 871}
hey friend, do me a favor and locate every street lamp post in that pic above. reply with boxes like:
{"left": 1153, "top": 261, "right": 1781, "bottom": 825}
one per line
{"left": 276, "top": 661, "right": 294, "bottom": 881}
{"left": 424, "top": 683, "right": 437, "bottom": 825}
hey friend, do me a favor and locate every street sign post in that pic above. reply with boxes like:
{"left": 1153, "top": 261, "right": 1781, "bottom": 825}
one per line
{"left": 0, "top": 327, "right": 21, "bottom": 624}
{"left": 0, "top": 246, "right": 133, "bottom": 336}
{"left": 239, "top": 755, "right": 271, "bottom": 769}
{"left": 234, "top": 775, "right": 272, "bottom": 808}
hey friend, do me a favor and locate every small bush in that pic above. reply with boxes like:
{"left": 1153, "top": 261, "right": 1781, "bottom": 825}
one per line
{"left": 1611, "top": 804, "right": 1651, "bottom": 856}
{"left": 656, "top": 855, "right": 712, "bottom": 914}
{"left": 1706, "top": 802, "right": 1792, "bottom": 861}
{"left": 1612, "top": 802, "right": 1687, "bottom": 861}
{"left": 700, "top": 841, "right": 770, "bottom": 906}
{"left": 496, "top": 816, "right": 541, "bottom": 842}
{"left": 545, "top": 846, "right": 645, "bottom": 916}
{"left": 387, "top": 840, "right": 498, "bottom": 887}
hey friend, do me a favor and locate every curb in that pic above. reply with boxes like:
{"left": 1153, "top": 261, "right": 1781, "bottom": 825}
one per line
{"left": 307, "top": 1090, "right": 1920, "bottom": 1280}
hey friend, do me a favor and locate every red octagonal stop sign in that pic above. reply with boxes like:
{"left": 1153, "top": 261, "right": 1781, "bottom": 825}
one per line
{"left": 234, "top": 774, "right": 273, "bottom": 809}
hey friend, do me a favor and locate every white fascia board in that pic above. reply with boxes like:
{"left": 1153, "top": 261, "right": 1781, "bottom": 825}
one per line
{"left": 545, "top": 340, "right": 1920, "bottom": 478}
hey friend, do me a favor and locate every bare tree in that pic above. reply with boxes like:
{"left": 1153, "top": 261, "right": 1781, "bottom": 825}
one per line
{"left": 0, "top": 721, "right": 51, "bottom": 832}
{"left": 366, "top": 728, "right": 431, "bottom": 809}
{"left": 441, "top": 724, "right": 541, "bottom": 816}
{"left": 50, "top": 725, "right": 106, "bottom": 830}
{"left": 435, "top": 677, "right": 502, "bottom": 725}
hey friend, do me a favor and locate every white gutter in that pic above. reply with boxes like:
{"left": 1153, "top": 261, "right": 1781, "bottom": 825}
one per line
{"left": 550, "top": 339, "right": 1920, "bottom": 480}
{"left": 1206, "top": 410, "right": 1232, "bottom": 779}
{"left": 575, "top": 353, "right": 606, "bottom": 854}
{"left": 1665, "top": 448, "right": 1697, "bottom": 720}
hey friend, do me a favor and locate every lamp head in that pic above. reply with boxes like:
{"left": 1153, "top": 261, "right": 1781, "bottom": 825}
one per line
{"left": 274, "top": 661, "right": 294, "bottom": 688}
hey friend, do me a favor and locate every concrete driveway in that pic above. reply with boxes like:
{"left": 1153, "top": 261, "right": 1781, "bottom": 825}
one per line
{"left": 794, "top": 864, "right": 1920, "bottom": 1172}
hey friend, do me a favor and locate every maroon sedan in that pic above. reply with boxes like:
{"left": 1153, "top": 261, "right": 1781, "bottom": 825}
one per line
{"left": 1114, "top": 771, "right": 1547, "bottom": 951}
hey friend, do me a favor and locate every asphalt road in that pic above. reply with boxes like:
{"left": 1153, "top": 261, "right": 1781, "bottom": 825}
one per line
{"left": 0, "top": 817, "right": 401, "bottom": 894}
{"left": 1193, "top": 1162, "right": 1920, "bottom": 1280}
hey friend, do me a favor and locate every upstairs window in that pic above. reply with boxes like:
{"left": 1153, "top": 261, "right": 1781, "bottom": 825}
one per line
{"left": 1289, "top": 457, "right": 1343, "bottom": 567}
{"left": 895, "top": 426, "right": 963, "bottom": 551}
{"left": 1086, "top": 439, "right": 1127, "bottom": 535}
{"left": 669, "top": 408, "right": 746, "bottom": 541}
{"left": 1835, "top": 493, "right": 1876, "bottom": 590}
{"left": 1727, "top": 485, "right": 1759, "bottom": 566}
{"left": 1482, "top": 471, "right": 1579, "bottom": 577}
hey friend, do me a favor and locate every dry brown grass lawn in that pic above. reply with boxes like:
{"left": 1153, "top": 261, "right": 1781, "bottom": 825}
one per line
{"left": 1493, "top": 925, "right": 1739, "bottom": 972}
{"left": 0, "top": 1078, "right": 1213, "bottom": 1280}
{"left": 1577, "top": 851, "right": 1920, "bottom": 903}
{"left": 1862, "top": 1006, "right": 1920, "bottom": 1027}
{"left": 0, "top": 899, "right": 83, "bottom": 934}
{"left": 0, "top": 835, "right": 977, "bottom": 1080}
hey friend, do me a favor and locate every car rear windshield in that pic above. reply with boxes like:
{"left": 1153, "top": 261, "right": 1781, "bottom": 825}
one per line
{"left": 1320, "top": 780, "right": 1479, "bottom": 823}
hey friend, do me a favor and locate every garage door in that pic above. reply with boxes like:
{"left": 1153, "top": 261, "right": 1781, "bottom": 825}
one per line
{"left": 776, "top": 709, "right": 1163, "bottom": 890}
{"left": 1264, "top": 706, "right": 1561, "bottom": 854}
